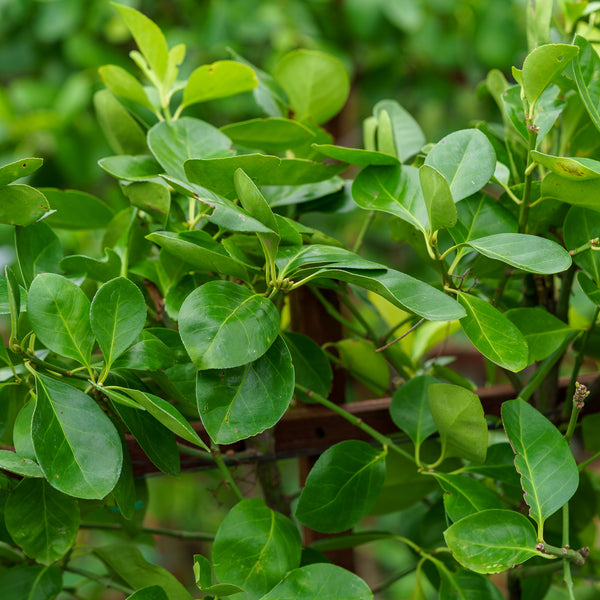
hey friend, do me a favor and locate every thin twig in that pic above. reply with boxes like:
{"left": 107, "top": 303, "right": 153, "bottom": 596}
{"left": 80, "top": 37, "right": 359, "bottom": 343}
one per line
{"left": 376, "top": 318, "right": 425, "bottom": 353}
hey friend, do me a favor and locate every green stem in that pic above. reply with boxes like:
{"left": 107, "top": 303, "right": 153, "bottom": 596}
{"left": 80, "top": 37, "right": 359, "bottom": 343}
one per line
{"left": 294, "top": 383, "right": 414, "bottom": 462}
{"left": 176, "top": 442, "right": 213, "bottom": 460}
{"left": 536, "top": 542, "right": 587, "bottom": 566}
{"left": 518, "top": 128, "right": 539, "bottom": 233}
{"left": 352, "top": 210, "right": 376, "bottom": 254}
{"left": 64, "top": 566, "right": 135, "bottom": 595}
{"left": 562, "top": 504, "right": 576, "bottom": 600}
{"left": 311, "top": 287, "right": 367, "bottom": 337}
{"left": 371, "top": 565, "right": 418, "bottom": 595}
{"left": 211, "top": 443, "right": 244, "bottom": 503}
{"left": 22, "top": 353, "right": 90, "bottom": 380}
{"left": 578, "top": 449, "right": 600, "bottom": 471}
{"left": 79, "top": 522, "right": 214, "bottom": 541}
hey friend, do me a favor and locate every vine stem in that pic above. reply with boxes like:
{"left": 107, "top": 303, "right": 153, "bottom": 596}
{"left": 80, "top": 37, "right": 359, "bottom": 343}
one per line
{"left": 294, "top": 383, "right": 414, "bottom": 462}
{"left": 211, "top": 442, "right": 244, "bottom": 502}
{"left": 79, "top": 522, "right": 214, "bottom": 541}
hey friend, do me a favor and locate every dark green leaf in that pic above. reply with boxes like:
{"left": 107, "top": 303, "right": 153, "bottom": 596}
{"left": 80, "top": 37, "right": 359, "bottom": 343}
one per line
{"left": 259, "top": 563, "right": 373, "bottom": 600}
{"left": 0, "top": 565, "right": 62, "bottom": 600}
{"left": 222, "top": 118, "right": 316, "bottom": 152}
{"left": 428, "top": 383, "right": 487, "bottom": 464}
{"left": 574, "top": 35, "right": 600, "bottom": 132}
{"left": 196, "top": 336, "right": 293, "bottom": 444}
{"left": 179, "top": 280, "right": 279, "bottom": 370}
{"left": 28, "top": 273, "right": 95, "bottom": 367}
{"left": 99, "top": 155, "right": 162, "bottom": 181}
{"left": 5, "top": 478, "right": 79, "bottom": 564}
{"left": 113, "top": 433, "right": 136, "bottom": 520}
{"left": 15, "top": 221, "right": 62, "bottom": 287}
{"left": 444, "top": 509, "right": 541, "bottom": 573}
{"left": 60, "top": 249, "right": 122, "bottom": 282}
{"left": 0, "top": 185, "right": 50, "bottom": 227}
{"left": 439, "top": 567, "right": 504, "bottom": 600}
{"left": 457, "top": 292, "right": 528, "bottom": 372}
{"left": 460, "top": 443, "right": 522, "bottom": 487}
{"left": 212, "top": 498, "right": 301, "bottom": 600}
{"left": 0, "top": 157, "right": 43, "bottom": 186}
{"left": 502, "top": 399, "right": 579, "bottom": 528}
{"left": 40, "top": 188, "right": 114, "bottom": 230}
{"left": 112, "top": 330, "right": 175, "bottom": 371}
{"left": 13, "top": 399, "right": 36, "bottom": 461}
{"left": 126, "top": 587, "right": 169, "bottom": 600}
{"left": 296, "top": 440, "right": 386, "bottom": 533}
{"left": 0, "top": 450, "right": 43, "bottom": 478}
{"left": 578, "top": 271, "right": 600, "bottom": 305}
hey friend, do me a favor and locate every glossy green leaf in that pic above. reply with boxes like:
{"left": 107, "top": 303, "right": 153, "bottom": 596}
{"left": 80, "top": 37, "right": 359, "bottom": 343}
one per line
{"left": 5, "top": 478, "right": 79, "bottom": 564}
{"left": 222, "top": 118, "right": 315, "bottom": 152}
{"left": 111, "top": 401, "right": 180, "bottom": 477}
{"left": 530, "top": 150, "right": 600, "bottom": 180}
{"left": 114, "top": 4, "right": 169, "bottom": 80}
{"left": 0, "top": 184, "right": 50, "bottom": 227}
{"left": 424, "top": 129, "right": 496, "bottom": 202}
{"left": 123, "top": 181, "right": 170, "bottom": 226}
{"left": 573, "top": 35, "right": 600, "bottom": 132}
{"left": 502, "top": 399, "right": 579, "bottom": 527}
{"left": 352, "top": 165, "right": 428, "bottom": 234}
{"left": 390, "top": 375, "right": 439, "bottom": 446}
{"left": 428, "top": 383, "right": 487, "bottom": 464}
{"left": 212, "top": 498, "right": 301, "bottom": 600}
{"left": 182, "top": 60, "right": 257, "bottom": 108}
{"left": 33, "top": 373, "right": 122, "bottom": 498}
{"left": 98, "top": 155, "right": 162, "bottom": 181}
{"left": 312, "top": 144, "right": 398, "bottom": 166}
{"left": 273, "top": 49, "right": 350, "bottom": 124}
{"left": 112, "top": 330, "right": 175, "bottom": 371}
{"left": 577, "top": 271, "right": 600, "bottom": 305}
{"left": 148, "top": 118, "right": 233, "bottom": 181}
{"left": 196, "top": 336, "right": 293, "bottom": 444}
{"left": 0, "top": 450, "right": 43, "bottom": 478}
{"left": 184, "top": 154, "right": 345, "bottom": 198}
{"left": 15, "top": 221, "right": 62, "bottom": 287}
{"left": 419, "top": 164, "right": 457, "bottom": 233}
{"left": 459, "top": 443, "right": 522, "bottom": 487}
{"left": 457, "top": 292, "right": 528, "bottom": 372}
{"left": 505, "top": 307, "right": 574, "bottom": 363}
{"left": 439, "top": 567, "right": 504, "bottom": 600}
{"left": 98, "top": 64, "right": 152, "bottom": 109}
{"left": 542, "top": 172, "right": 600, "bottom": 210}
{"left": 179, "top": 280, "right": 279, "bottom": 370}
{"left": 522, "top": 43, "right": 578, "bottom": 109}
{"left": 40, "top": 188, "right": 114, "bottom": 230}
{"left": 94, "top": 89, "right": 148, "bottom": 155}
{"left": 260, "top": 563, "right": 372, "bottom": 600}
{"left": 28, "top": 273, "right": 95, "bottom": 367}
{"left": 0, "top": 565, "right": 62, "bottom": 600}
{"left": 334, "top": 338, "right": 389, "bottom": 395}
{"left": 564, "top": 206, "right": 600, "bottom": 283}
{"left": 126, "top": 587, "right": 169, "bottom": 600}
{"left": 90, "top": 277, "right": 146, "bottom": 368}
{"left": 444, "top": 509, "right": 541, "bottom": 573}
{"left": 111, "top": 386, "right": 208, "bottom": 450}
{"left": 373, "top": 99, "right": 425, "bottom": 162}
{"left": 60, "top": 249, "right": 122, "bottom": 282}
{"left": 433, "top": 473, "right": 502, "bottom": 522}
{"left": 466, "top": 233, "right": 571, "bottom": 274}
{"left": 296, "top": 440, "right": 386, "bottom": 533}
{"left": 95, "top": 543, "right": 193, "bottom": 600}
{"left": 0, "top": 157, "right": 43, "bottom": 186}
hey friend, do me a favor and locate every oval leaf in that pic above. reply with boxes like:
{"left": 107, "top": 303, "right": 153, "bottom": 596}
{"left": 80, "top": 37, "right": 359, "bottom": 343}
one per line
{"left": 179, "top": 280, "right": 279, "bottom": 370}
{"left": 0, "top": 450, "right": 43, "bottom": 478}
{"left": 296, "top": 440, "right": 386, "bottom": 533}
{"left": 0, "top": 157, "right": 43, "bottom": 186}
{"left": 531, "top": 150, "right": 600, "bottom": 180}
{"left": 0, "top": 184, "right": 50, "bottom": 227}
{"left": 41, "top": 188, "right": 114, "bottom": 230}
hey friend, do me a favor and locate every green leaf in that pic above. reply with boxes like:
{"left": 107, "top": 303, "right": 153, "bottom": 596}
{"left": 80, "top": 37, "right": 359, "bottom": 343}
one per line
{"left": 526, "top": 0, "right": 552, "bottom": 49}
{"left": 40, "top": 188, "right": 114, "bottom": 230}
{"left": 0, "top": 185, "right": 50, "bottom": 226}
{"left": 13, "top": 400, "right": 36, "bottom": 461}
{"left": 0, "top": 565, "right": 62, "bottom": 600}
{"left": 114, "top": 4, "right": 169, "bottom": 80}
{"left": 466, "top": 233, "right": 571, "bottom": 274}
{"left": 112, "top": 433, "right": 136, "bottom": 520}
{"left": 564, "top": 206, "right": 600, "bottom": 283}
{"left": 15, "top": 221, "right": 62, "bottom": 287}
{"left": 126, "top": 587, "right": 169, "bottom": 600}
{"left": 0, "top": 450, "right": 43, "bottom": 478}
{"left": 505, "top": 307, "right": 574, "bottom": 364}
{"left": 0, "top": 157, "right": 43, "bottom": 186}
{"left": 184, "top": 154, "right": 345, "bottom": 198}
{"left": 432, "top": 473, "right": 502, "bottom": 522}
{"left": 111, "top": 386, "right": 208, "bottom": 450}
{"left": 94, "top": 89, "right": 148, "bottom": 155}
{"left": 438, "top": 567, "right": 504, "bottom": 600}
{"left": 424, "top": 129, "right": 496, "bottom": 202}
{"left": 542, "top": 172, "right": 600, "bottom": 210}
{"left": 373, "top": 99, "right": 425, "bottom": 162}
{"left": 530, "top": 150, "right": 600, "bottom": 180}
{"left": 111, "top": 401, "right": 180, "bottom": 477}
{"left": 90, "top": 277, "right": 146, "bottom": 368}
{"left": 419, "top": 164, "right": 457, "bottom": 233}
{"left": 296, "top": 440, "right": 386, "bottom": 533}
{"left": 457, "top": 292, "right": 528, "bottom": 372}
{"left": 273, "top": 49, "right": 350, "bottom": 124}
{"left": 123, "top": 181, "right": 170, "bottom": 226}
{"left": 428, "top": 383, "right": 487, "bottom": 464}
{"left": 334, "top": 338, "right": 390, "bottom": 396}
{"left": 574, "top": 35, "right": 600, "bottom": 132}
{"left": 259, "top": 563, "right": 373, "bottom": 600}
{"left": 352, "top": 165, "right": 428, "bottom": 234}
{"left": 390, "top": 374, "right": 439, "bottom": 447}
{"left": 179, "top": 280, "right": 279, "bottom": 370}
{"left": 444, "top": 509, "right": 541, "bottom": 573}
{"left": 222, "top": 118, "right": 316, "bottom": 153}
{"left": 522, "top": 43, "right": 578, "bottom": 110}
{"left": 182, "top": 60, "right": 257, "bottom": 108}
{"left": 312, "top": 144, "right": 399, "bottom": 166}
{"left": 577, "top": 271, "right": 600, "bottom": 305}
{"left": 95, "top": 543, "right": 194, "bottom": 600}
{"left": 99, "top": 155, "right": 162, "bottom": 182}
{"left": 193, "top": 554, "right": 244, "bottom": 596}
{"left": 60, "top": 249, "right": 122, "bottom": 283}
{"left": 212, "top": 498, "right": 302, "bottom": 600}
{"left": 147, "top": 117, "right": 233, "bottom": 181}
{"left": 5, "top": 478, "right": 79, "bottom": 564}
{"left": 99, "top": 64, "right": 152, "bottom": 109}
{"left": 196, "top": 336, "right": 293, "bottom": 444}
{"left": 502, "top": 399, "right": 579, "bottom": 528}
{"left": 112, "top": 330, "right": 175, "bottom": 371}
{"left": 33, "top": 373, "right": 122, "bottom": 499}
{"left": 28, "top": 273, "right": 95, "bottom": 367}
